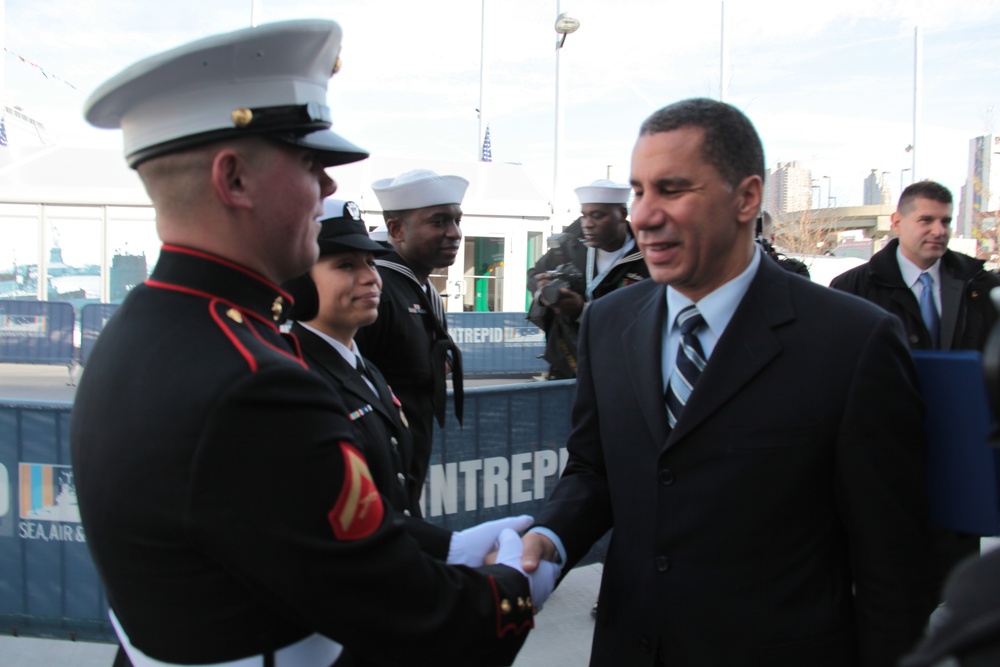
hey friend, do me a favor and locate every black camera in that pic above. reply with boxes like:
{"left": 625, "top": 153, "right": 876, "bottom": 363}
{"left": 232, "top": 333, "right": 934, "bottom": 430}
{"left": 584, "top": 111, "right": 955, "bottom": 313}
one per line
{"left": 540, "top": 262, "right": 586, "bottom": 304}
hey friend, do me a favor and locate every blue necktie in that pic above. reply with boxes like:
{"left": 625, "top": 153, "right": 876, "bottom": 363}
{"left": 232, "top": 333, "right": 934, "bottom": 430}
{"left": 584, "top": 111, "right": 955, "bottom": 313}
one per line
{"left": 918, "top": 272, "right": 940, "bottom": 349}
{"left": 666, "top": 306, "right": 707, "bottom": 429}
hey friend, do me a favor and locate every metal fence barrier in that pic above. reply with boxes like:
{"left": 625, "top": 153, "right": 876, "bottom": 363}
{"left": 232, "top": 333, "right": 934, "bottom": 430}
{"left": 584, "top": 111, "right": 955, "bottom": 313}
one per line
{"left": 0, "top": 301, "right": 76, "bottom": 365}
{"left": 0, "top": 380, "right": 589, "bottom": 642}
{"left": 4, "top": 302, "right": 549, "bottom": 376}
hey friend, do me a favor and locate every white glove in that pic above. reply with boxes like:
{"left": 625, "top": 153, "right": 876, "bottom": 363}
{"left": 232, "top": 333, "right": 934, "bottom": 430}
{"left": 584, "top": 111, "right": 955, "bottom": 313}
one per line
{"left": 447, "top": 514, "right": 534, "bottom": 567}
{"left": 494, "top": 528, "right": 561, "bottom": 612}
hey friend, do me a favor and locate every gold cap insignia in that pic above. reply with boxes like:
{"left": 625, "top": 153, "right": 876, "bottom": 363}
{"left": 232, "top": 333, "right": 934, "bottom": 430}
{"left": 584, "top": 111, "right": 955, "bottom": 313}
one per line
{"left": 231, "top": 108, "right": 253, "bottom": 127}
{"left": 226, "top": 308, "right": 244, "bottom": 324}
{"left": 500, "top": 599, "right": 512, "bottom": 614}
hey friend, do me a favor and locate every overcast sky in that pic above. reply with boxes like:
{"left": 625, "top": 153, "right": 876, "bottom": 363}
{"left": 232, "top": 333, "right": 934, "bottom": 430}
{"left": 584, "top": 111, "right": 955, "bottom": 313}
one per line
{"left": 3, "top": 0, "right": 1000, "bottom": 216}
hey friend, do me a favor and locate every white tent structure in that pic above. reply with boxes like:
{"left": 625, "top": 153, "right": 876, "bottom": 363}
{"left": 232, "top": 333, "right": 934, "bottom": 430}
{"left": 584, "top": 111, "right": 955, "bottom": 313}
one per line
{"left": 0, "top": 145, "right": 553, "bottom": 313}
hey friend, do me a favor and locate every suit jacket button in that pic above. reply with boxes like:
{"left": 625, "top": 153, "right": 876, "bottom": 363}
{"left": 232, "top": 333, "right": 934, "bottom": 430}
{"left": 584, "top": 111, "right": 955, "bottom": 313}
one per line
{"left": 658, "top": 468, "right": 674, "bottom": 485}
{"left": 655, "top": 556, "right": 670, "bottom": 572}
{"left": 909, "top": 334, "right": 920, "bottom": 344}
{"left": 397, "top": 472, "right": 406, "bottom": 485}
{"left": 390, "top": 437, "right": 399, "bottom": 449}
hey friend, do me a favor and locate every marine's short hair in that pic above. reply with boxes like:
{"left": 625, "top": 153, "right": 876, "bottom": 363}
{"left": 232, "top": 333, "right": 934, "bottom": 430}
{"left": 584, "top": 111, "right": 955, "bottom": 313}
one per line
{"left": 639, "top": 97, "right": 765, "bottom": 190}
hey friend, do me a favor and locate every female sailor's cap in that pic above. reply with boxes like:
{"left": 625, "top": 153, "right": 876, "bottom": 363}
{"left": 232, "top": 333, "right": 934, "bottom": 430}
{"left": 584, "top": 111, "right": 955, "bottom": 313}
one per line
{"left": 83, "top": 19, "right": 368, "bottom": 168}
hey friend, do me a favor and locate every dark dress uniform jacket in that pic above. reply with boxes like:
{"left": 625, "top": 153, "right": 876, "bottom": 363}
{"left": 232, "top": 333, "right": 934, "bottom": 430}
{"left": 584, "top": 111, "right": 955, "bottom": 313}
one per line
{"left": 527, "top": 226, "right": 649, "bottom": 378}
{"left": 70, "top": 246, "right": 531, "bottom": 666}
{"left": 534, "top": 254, "right": 933, "bottom": 667}
{"left": 354, "top": 251, "right": 461, "bottom": 494}
{"left": 830, "top": 237, "right": 1000, "bottom": 351}
{"left": 291, "top": 322, "right": 450, "bottom": 557}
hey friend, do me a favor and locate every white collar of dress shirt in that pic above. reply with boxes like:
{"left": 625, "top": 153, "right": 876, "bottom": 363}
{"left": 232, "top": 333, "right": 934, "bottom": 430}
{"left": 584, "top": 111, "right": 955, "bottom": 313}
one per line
{"left": 895, "top": 245, "right": 942, "bottom": 290}
{"left": 666, "top": 245, "right": 762, "bottom": 338}
{"left": 299, "top": 322, "right": 362, "bottom": 368}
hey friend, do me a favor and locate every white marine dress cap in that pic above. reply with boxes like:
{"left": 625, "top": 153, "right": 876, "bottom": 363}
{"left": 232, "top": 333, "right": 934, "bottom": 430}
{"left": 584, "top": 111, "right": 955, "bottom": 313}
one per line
{"left": 371, "top": 169, "right": 469, "bottom": 211}
{"left": 575, "top": 179, "right": 632, "bottom": 205}
{"left": 83, "top": 19, "right": 368, "bottom": 168}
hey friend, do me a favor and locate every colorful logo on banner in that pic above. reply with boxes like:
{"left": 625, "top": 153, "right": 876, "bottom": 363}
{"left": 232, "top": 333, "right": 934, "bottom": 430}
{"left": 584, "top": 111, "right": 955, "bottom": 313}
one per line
{"left": 0, "top": 462, "right": 11, "bottom": 537}
{"left": 19, "top": 463, "right": 80, "bottom": 523}
{"left": 0, "top": 314, "right": 48, "bottom": 337}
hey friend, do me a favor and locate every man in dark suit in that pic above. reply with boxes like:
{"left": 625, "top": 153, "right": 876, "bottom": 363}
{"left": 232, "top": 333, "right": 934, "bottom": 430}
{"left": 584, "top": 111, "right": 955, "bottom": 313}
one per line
{"left": 70, "top": 20, "right": 554, "bottom": 667}
{"left": 830, "top": 180, "right": 999, "bottom": 352}
{"left": 831, "top": 180, "right": 1000, "bottom": 606}
{"left": 521, "top": 98, "right": 933, "bottom": 666}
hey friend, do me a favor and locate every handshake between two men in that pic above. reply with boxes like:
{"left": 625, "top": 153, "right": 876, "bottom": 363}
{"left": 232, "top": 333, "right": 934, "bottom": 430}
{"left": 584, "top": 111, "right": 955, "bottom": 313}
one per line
{"left": 453, "top": 515, "right": 563, "bottom": 612}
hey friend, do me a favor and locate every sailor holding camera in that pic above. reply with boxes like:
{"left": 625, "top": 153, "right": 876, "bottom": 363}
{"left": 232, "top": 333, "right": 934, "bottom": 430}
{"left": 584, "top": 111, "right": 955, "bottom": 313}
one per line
{"left": 527, "top": 179, "right": 649, "bottom": 379}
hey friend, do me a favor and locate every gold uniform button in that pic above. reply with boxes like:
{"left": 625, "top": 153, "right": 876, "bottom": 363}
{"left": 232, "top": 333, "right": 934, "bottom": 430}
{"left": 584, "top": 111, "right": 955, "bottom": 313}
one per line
{"left": 517, "top": 597, "right": 526, "bottom": 610}
{"left": 526, "top": 597, "right": 533, "bottom": 609}
{"left": 231, "top": 108, "right": 253, "bottom": 127}
{"left": 500, "top": 599, "right": 512, "bottom": 614}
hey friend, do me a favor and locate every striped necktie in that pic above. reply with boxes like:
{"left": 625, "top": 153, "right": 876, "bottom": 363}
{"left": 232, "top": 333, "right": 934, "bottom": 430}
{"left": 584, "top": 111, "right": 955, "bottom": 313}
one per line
{"left": 665, "top": 306, "right": 707, "bottom": 429}
{"left": 918, "top": 272, "right": 940, "bottom": 349}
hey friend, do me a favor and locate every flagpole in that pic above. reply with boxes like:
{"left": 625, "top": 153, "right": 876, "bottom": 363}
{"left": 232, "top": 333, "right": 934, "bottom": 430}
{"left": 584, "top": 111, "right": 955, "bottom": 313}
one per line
{"left": 478, "top": 0, "right": 486, "bottom": 160}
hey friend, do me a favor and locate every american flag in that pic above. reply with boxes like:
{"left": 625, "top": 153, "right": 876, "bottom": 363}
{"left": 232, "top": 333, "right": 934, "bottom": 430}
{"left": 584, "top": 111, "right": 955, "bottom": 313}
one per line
{"left": 481, "top": 125, "right": 492, "bottom": 162}
{"left": 0, "top": 117, "right": 7, "bottom": 147}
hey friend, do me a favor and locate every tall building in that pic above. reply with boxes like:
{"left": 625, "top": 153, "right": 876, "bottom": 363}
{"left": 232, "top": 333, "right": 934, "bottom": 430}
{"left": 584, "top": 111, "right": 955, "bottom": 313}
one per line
{"left": 763, "top": 161, "right": 813, "bottom": 214}
{"left": 958, "top": 133, "right": 1000, "bottom": 236}
{"left": 863, "top": 169, "right": 892, "bottom": 205}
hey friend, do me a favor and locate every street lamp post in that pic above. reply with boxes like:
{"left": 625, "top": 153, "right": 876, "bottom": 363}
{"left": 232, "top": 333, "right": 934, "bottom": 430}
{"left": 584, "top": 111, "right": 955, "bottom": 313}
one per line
{"left": 823, "top": 175, "right": 832, "bottom": 208}
{"left": 901, "top": 168, "right": 912, "bottom": 193}
{"left": 552, "top": 5, "right": 580, "bottom": 224}
{"left": 811, "top": 181, "right": 821, "bottom": 209}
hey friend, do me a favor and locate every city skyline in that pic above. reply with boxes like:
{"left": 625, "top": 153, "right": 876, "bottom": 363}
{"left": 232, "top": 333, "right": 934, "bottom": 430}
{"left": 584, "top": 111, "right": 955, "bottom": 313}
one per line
{"left": 2, "top": 1, "right": 999, "bottom": 215}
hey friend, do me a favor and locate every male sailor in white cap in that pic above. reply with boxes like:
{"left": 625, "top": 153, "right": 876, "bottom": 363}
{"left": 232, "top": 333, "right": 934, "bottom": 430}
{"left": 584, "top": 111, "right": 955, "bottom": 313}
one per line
{"left": 527, "top": 178, "right": 649, "bottom": 379}
{"left": 356, "top": 169, "right": 468, "bottom": 505}
{"left": 70, "top": 20, "right": 555, "bottom": 667}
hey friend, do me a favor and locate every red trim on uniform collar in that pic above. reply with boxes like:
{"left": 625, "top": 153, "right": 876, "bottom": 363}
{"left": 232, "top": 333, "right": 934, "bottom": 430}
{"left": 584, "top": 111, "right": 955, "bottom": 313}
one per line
{"left": 160, "top": 244, "right": 295, "bottom": 305}
{"left": 144, "top": 281, "right": 308, "bottom": 371}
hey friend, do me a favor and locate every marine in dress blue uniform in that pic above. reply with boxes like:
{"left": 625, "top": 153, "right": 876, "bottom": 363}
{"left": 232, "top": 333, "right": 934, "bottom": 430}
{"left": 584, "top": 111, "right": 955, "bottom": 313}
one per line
{"left": 70, "top": 20, "right": 554, "bottom": 667}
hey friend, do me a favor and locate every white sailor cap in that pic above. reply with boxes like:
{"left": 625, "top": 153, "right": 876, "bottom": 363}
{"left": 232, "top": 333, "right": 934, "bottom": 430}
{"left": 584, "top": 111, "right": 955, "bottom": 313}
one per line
{"left": 371, "top": 169, "right": 469, "bottom": 211}
{"left": 84, "top": 19, "right": 368, "bottom": 169}
{"left": 575, "top": 179, "right": 632, "bottom": 205}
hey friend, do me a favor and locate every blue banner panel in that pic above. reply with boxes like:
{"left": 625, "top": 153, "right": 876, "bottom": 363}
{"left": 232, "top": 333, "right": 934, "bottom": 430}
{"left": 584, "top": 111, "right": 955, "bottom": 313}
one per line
{"left": 0, "top": 301, "right": 75, "bottom": 365}
{"left": 446, "top": 312, "right": 547, "bottom": 376}
{"left": 0, "top": 401, "right": 112, "bottom": 641}
{"left": 80, "top": 304, "right": 120, "bottom": 366}
{"left": 0, "top": 380, "right": 587, "bottom": 643}
{"left": 421, "top": 380, "right": 608, "bottom": 564}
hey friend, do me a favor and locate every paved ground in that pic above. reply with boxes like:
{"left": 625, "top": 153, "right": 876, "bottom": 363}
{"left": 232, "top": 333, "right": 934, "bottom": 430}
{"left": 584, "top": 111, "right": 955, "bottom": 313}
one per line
{"left": 0, "top": 362, "right": 599, "bottom": 666}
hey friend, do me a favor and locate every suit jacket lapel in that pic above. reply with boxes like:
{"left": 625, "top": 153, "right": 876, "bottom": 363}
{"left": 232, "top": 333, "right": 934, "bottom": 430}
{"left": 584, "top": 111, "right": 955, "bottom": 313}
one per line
{"left": 939, "top": 271, "right": 962, "bottom": 350}
{"left": 621, "top": 283, "right": 671, "bottom": 448}
{"left": 293, "top": 324, "right": 395, "bottom": 423}
{"left": 666, "top": 258, "right": 791, "bottom": 448}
